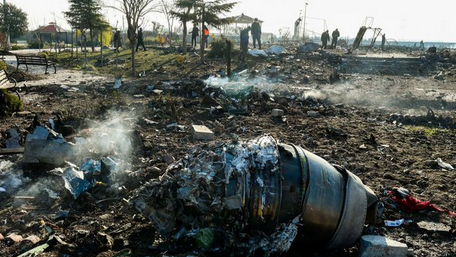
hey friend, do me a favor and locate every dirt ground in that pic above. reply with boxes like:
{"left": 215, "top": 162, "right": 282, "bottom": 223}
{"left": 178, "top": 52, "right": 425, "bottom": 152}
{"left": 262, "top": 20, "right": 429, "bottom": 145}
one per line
{"left": 1, "top": 45, "right": 456, "bottom": 256}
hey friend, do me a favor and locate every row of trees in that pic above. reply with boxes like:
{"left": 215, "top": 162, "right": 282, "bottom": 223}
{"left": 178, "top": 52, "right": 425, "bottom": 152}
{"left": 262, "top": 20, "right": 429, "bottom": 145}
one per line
{"left": 1, "top": 0, "right": 237, "bottom": 75}
{"left": 104, "top": 0, "right": 237, "bottom": 74}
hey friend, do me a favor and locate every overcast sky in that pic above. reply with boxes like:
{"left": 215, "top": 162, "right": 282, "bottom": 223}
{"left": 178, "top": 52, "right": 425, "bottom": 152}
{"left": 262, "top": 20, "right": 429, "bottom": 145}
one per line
{"left": 7, "top": 0, "right": 456, "bottom": 42}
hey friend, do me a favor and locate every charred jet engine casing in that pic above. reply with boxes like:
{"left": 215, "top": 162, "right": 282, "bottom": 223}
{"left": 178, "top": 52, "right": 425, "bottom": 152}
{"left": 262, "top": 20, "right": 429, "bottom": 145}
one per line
{"left": 132, "top": 135, "right": 379, "bottom": 251}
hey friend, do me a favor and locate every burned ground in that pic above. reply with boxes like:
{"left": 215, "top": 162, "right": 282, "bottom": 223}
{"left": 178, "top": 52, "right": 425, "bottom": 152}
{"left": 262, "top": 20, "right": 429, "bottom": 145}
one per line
{"left": 0, "top": 46, "right": 456, "bottom": 256}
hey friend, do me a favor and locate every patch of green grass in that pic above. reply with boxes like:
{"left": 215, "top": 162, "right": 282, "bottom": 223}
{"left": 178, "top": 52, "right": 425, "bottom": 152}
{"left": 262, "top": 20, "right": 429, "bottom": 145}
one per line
{"left": 405, "top": 125, "right": 451, "bottom": 138}
{"left": 81, "top": 64, "right": 98, "bottom": 73}
{"left": 56, "top": 47, "right": 183, "bottom": 77}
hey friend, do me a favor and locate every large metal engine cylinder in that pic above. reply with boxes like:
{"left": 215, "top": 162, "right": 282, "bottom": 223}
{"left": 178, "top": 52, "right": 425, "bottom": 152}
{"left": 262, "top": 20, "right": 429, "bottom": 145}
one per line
{"left": 133, "top": 135, "right": 378, "bottom": 252}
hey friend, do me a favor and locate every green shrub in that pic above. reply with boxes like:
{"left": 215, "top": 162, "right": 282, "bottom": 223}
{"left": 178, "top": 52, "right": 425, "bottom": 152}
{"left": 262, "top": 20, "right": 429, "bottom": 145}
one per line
{"left": 0, "top": 89, "right": 23, "bottom": 117}
{"left": 11, "top": 45, "right": 26, "bottom": 50}
{"left": 144, "top": 36, "right": 157, "bottom": 46}
{"left": 208, "top": 36, "right": 232, "bottom": 58}
{"left": 39, "top": 51, "right": 49, "bottom": 59}
{"left": 28, "top": 41, "right": 44, "bottom": 49}
{"left": 0, "top": 61, "right": 7, "bottom": 70}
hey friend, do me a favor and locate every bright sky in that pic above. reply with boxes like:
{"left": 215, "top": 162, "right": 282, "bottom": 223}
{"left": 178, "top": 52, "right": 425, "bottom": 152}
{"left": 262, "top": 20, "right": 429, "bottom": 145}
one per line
{"left": 7, "top": 0, "right": 456, "bottom": 42}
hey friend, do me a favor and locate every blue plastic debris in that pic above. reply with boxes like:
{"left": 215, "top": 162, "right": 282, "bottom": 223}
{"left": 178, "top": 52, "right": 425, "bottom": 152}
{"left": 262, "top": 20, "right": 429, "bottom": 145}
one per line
{"left": 62, "top": 165, "right": 95, "bottom": 199}
{"left": 80, "top": 158, "right": 101, "bottom": 175}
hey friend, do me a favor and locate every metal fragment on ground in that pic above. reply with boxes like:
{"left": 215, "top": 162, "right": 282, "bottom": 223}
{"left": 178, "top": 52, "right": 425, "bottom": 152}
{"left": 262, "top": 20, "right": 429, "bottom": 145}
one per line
{"left": 23, "top": 126, "right": 73, "bottom": 166}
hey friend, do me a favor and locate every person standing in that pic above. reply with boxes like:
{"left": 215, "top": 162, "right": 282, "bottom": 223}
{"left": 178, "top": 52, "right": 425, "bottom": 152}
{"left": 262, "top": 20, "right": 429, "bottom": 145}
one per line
{"left": 159, "top": 33, "right": 166, "bottom": 46}
{"left": 191, "top": 23, "right": 199, "bottom": 47}
{"left": 381, "top": 33, "right": 386, "bottom": 50}
{"left": 251, "top": 18, "right": 262, "bottom": 49}
{"left": 240, "top": 26, "right": 251, "bottom": 63}
{"left": 113, "top": 30, "right": 121, "bottom": 53}
{"left": 136, "top": 28, "right": 146, "bottom": 51}
{"left": 331, "top": 28, "right": 340, "bottom": 48}
{"left": 203, "top": 25, "right": 209, "bottom": 48}
{"left": 321, "top": 30, "right": 330, "bottom": 49}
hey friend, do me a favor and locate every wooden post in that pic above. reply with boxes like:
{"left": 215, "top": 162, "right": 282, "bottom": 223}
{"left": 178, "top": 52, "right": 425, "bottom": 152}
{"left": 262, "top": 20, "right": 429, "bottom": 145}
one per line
{"left": 226, "top": 39, "right": 231, "bottom": 77}
{"left": 100, "top": 29, "right": 103, "bottom": 66}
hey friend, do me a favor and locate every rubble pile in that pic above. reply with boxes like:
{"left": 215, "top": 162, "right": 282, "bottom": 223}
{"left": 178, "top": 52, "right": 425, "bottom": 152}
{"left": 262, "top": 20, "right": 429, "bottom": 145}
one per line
{"left": 133, "top": 135, "right": 284, "bottom": 255}
{"left": 1, "top": 45, "right": 456, "bottom": 256}
{"left": 131, "top": 134, "right": 379, "bottom": 256}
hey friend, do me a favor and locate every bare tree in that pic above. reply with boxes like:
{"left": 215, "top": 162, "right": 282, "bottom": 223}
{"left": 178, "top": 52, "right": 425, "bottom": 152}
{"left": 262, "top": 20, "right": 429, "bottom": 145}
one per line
{"left": 279, "top": 27, "right": 292, "bottom": 46}
{"left": 105, "top": 0, "right": 158, "bottom": 76}
{"left": 150, "top": 21, "right": 162, "bottom": 35}
{"left": 158, "top": 0, "right": 178, "bottom": 47}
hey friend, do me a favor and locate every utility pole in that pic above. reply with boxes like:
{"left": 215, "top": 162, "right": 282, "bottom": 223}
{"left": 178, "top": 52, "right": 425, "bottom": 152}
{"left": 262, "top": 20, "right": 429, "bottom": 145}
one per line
{"left": 302, "top": 2, "right": 308, "bottom": 42}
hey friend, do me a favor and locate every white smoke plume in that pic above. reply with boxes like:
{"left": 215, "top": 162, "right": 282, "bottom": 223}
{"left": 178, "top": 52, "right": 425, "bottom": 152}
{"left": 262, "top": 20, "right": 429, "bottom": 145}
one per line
{"left": 74, "top": 110, "right": 135, "bottom": 162}
{"left": 1, "top": 110, "right": 137, "bottom": 201}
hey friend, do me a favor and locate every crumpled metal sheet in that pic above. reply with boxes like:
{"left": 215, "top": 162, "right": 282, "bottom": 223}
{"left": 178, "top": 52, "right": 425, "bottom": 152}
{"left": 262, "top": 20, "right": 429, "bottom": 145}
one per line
{"left": 62, "top": 156, "right": 121, "bottom": 199}
{"left": 62, "top": 163, "right": 95, "bottom": 199}
{"left": 260, "top": 217, "right": 300, "bottom": 256}
{"left": 23, "top": 126, "right": 73, "bottom": 166}
{"left": 5, "top": 128, "right": 21, "bottom": 148}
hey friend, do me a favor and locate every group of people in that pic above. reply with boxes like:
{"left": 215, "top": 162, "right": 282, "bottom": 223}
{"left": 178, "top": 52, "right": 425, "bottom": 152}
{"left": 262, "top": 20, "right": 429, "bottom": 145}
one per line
{"left": 240, "top": 18, "right": 262, "bottom": 62}
{"left": 112, "top": 17, "right": 264, "bottom": 58}
{"left": 191, "top": 23, "right": 210, "bottom": 48}
{"left": 320, "top": 28, "right": 340, "bottom": 49}
{"left": 112, "top": 28, "right": 147, "bottom": 52}
{"left": 321, "top": 29, "right": 390, "bottom": 51}
{"left": 113, "top": 27, "right": 172, "bottom": 53}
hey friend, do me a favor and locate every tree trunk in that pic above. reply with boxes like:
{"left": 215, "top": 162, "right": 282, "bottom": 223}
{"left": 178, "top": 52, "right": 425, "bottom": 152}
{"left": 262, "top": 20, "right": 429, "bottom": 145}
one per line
{"left": 76, "top": 36, "right": 79, "bottom": 59}
{"left": 82, "top": 32, "right": 87, "bottom": 63}
{"left": 100, "top": 30, "right": 103, "bottom": 66}
{"left": 131, "top": 37, "right": 136, "bottom": 75}
{"left": 200, "top": 6, "right": 205, "bottom": 64}
{"left": 167, "top": 20, "right": 173, "bottom": 47}
{"left": 71, "top": 29, "right": 74, "bottom": 58}
{"left": 226, "top": 39, "right": 231, "bottom": 77}
{"left": 182, "top": 21, "right": 188, "bottom": 54}
{"left": 90, "top": 29, "right": 95, "bottom": 52}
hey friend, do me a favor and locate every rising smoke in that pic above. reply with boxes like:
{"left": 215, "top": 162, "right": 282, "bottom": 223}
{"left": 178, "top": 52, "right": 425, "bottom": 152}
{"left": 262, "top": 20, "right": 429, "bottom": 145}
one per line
{"left": 0, "top": 110, "right": 136, "bottom": 200}
{"left": 74, "top": 110, "right": 135, "bottom": 162}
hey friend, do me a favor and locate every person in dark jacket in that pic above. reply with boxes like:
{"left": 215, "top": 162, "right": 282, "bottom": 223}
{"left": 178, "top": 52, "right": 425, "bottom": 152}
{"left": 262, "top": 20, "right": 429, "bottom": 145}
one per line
{"left": 191, "top": 23, "right": 199, "bottom": 47}
{"left": 240, "top": 26, "right": 251, "bottom": 62}
{"left": 136, "top": 28, "right": 146, "bottom": 51}
{"left": 321, "top": 30, "right": 330, "bottom": 49}
{"left": 113, "top": 30, "right": 121, "bottom": 53}
{"left": 331, "top": 28, "right": 340, "bottom": 48}
{"left": 251, "top": 18, "right": 262, "bottom": 49}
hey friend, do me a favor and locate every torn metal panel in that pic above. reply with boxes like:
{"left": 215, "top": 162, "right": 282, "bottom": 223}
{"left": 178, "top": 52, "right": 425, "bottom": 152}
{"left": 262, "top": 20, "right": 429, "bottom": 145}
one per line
{"left": 62, "top": 164, "right": 95, "bottom": 199}
{"left": 23, "top": 126, "right": 74, "bottom": 166}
